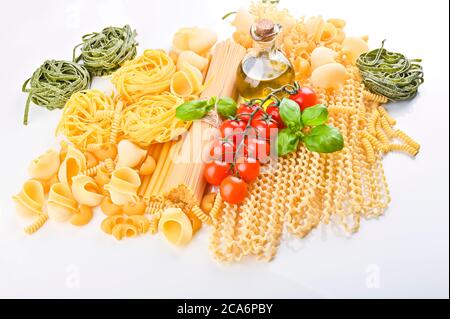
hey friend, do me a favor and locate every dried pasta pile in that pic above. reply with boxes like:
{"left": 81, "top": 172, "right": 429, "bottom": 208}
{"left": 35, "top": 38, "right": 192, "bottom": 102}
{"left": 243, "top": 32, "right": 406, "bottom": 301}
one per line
{"left": 210, "top": 68, "right": 393, "bottom": 262}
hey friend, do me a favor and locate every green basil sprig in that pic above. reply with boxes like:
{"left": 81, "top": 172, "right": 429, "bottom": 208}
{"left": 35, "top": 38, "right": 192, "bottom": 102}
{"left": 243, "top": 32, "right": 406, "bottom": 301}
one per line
{"left": 216, "top": 97, "right": 237, "bottom": 118}
{"left": 277, "top": 98, "right": 344, "bottom": 156}
{"left": 176, "top": 96, "right": 237, "bottom": 121}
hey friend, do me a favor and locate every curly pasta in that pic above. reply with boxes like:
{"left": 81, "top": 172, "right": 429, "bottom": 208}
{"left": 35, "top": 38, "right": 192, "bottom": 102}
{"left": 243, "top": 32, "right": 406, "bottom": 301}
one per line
{"left": 191, "top": 205, "right": 212, "bottom": 226}
{"left": 24, "top": 214, "right": 48, "bottom": 235}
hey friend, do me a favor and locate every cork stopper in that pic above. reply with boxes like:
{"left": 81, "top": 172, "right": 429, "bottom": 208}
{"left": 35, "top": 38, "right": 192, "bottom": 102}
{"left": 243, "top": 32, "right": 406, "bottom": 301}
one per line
{"left": 251, "top": 19, "right": 282, "bottom": 42}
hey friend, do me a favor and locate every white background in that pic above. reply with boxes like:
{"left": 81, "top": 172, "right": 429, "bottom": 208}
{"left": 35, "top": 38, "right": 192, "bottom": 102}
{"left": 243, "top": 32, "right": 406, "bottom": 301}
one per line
{"left": 0, "top": 0, "right": 448, "bottom": 299}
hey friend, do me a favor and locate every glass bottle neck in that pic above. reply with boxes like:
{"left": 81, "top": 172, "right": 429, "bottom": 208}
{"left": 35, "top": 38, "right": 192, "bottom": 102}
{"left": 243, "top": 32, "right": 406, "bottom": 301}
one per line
{"left": 254, "top": 39, "right": 277, "bottom": 56}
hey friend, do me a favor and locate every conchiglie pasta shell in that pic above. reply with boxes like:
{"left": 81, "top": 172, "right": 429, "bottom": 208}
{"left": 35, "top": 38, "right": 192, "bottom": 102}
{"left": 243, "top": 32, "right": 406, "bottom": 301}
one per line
{"left": 170, "top": 71, "right": 195, "bottom": 97}
{"left": 100, "top": 196, "right": 123, "bottom": 216}
{"left": 116, "top": 140, "right": 147, "bottom": 168}
{"left": 71, "top": 175, "right": 104, "bottom": 207}
{"left": 342, "top": 37, "right": 369, "bottom": 64}
{"left": 187, "top": 28, "right": 217, "bottom": 54}
{"left": 104, "top": 167, "right": 141, "bottom": 206}
{"left": 176, "top": 51, "right": 208, "bottom": 73}
{"left": 311, "top": 63, "right": 347, "bottom": 90}
{"left": 47, "top": 183, "right": 78, "bottom": 222}
{"left": 70, "top": 205, "right": 93, "bottom": 226}
{"left": 321, "top": 23, "right": 338, "bottom": 43}
{"left": 231, "top": 8, "right": 255, "bottom": 35}
{"left": 12, "top": 179, "right": 45, "bottom": 218}
{"left": 58, "top": 146, "right": 86, "bottom": 187}
{"left": 28, "top": 149, "right": 60, "bottom": 180}
{"left": 123, "top": 199, "right": 147, "bottom": 216}
{"left": 172, "top": 29, "right": 191, "bottom": 52}
{"left": 178, "top": 62, "right": 204, "bottom": 93}
{"left": 159, "top": 208, "right": 193, "bottom": 246}
{"left": 310, "top": 47, "right": 337, "bottom": 71}
{"left": 305, "top": 16, "right": 325, "bottom": 42}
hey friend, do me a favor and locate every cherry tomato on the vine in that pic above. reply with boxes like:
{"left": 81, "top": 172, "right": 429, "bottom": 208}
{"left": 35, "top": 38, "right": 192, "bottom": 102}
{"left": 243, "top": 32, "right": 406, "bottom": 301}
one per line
{"left": 210, "top": 140, "right": 235, "bottom": 162}
{"left": 250, "top": 116, "right": 278, "bottom": 140}
{"left": 266, "top": 105, "right": 286, "bottom": 129}
{"left": 235, "top": 157, "right": 261, "bottom": 183}
{"left": 237, "top": 104, "right": 264, "bottom": 123}
{"left": 204, "top": 161, "right": 231, "bottom": 186}
{"left": 243, "top": 137, "right": 271, "bottom": 162}
{"left": 289, "top": 87, "right": 318, "bottom": 111}
{"left": 220, "top": 176, "right": 248, "bottom": 205}
{"left": 220, "top": 119, "right": 247, "bottom": 146}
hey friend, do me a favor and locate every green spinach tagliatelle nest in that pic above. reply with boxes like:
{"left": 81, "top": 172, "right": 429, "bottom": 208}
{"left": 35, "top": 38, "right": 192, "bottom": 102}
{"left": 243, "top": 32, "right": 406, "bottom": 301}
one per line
{"left": 73, "top": 25, "right": 139, "bottom": 76}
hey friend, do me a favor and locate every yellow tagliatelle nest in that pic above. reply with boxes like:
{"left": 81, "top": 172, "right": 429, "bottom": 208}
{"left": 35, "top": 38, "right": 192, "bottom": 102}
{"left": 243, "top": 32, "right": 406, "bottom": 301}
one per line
{"left": 56, "top": 90, "right": 115, "bottom": 150}
{"left": 111, "top": 49, "right": 176, "bottom": 103}
{"left": 121, "top": 93, "right": 191, "bottom": 146}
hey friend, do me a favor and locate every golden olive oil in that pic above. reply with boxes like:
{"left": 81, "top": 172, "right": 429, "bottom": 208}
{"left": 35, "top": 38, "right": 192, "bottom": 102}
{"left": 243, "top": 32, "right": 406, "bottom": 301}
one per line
{"left": 236, "top": 19, "right": 295, "bottom": 100}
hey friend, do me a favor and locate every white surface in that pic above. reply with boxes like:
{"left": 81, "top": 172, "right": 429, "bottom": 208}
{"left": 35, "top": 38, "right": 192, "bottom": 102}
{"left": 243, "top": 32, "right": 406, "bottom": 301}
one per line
{"left": 0, "top": 0, "right": 448, "bottom": 299}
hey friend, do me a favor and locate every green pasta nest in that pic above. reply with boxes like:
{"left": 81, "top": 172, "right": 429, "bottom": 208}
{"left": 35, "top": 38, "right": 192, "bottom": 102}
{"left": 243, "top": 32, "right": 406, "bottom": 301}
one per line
{"left": 357, "top": 40, "right": 424, "bottom": 102}
{"left": 22, "top": 60, "right": 91, "bottom": 125}
{"left": 73, "top": 25, "right": 138, "bottom": 76}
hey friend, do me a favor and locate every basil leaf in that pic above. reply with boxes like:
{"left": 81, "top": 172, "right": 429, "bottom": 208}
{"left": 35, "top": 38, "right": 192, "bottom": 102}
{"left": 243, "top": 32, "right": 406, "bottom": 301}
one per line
{"left": 301, "top": 104, "right": 329, "bottom": 127}
{"left": 277, "top": 129, "right": 300, "bottom": 157}
{"left": 216, "top": 97, "right": 237, "bottom": 118}
{"left": 176, "top": 100, "right": 210, "bottom": 121}
{"left": 279, "top": 98, "right": 302, "bottom": 128}
{"left": 303, "top": 125, "right": 344, "bottom": 154}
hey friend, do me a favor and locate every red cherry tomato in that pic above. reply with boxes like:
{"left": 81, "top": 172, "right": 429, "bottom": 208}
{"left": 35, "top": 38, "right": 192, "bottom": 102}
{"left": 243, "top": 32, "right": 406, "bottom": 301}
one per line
{"left": 204, "top": 161, "right": 231, "bottom": 186}
{"left": 289, "top": 87, "right": 318, "bottom": 111}
{"left": 220, "top": 119, "right": 247, "bottom": 146}
{"left": 235, "top": 157, "right": 261, "bottom": 183}
{"left": 265, "top": 105, "right": 286, "bottom": 129}
{"left": 237, "top": 104, "right": 264, "bottom": 123}
{"left": 220, "top": 176, "right": 248, "bottom": 205}
{"left": 210, "top": 140, "right": 235, "bottom": 162}
{"left": 243, "top": 137, "right": 271, "bottom": 162}
{"left": 250, "top": 116, "right": 278, "bottom": 140}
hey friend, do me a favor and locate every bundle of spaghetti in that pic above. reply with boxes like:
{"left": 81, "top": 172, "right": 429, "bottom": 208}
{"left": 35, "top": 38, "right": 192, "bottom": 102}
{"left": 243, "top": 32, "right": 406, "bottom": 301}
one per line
{"left": 120, "top": 93, "right": 191, "bottom": 147}
{"left": 111, "top": 49, "right": 176, "bottom": 103}
{"left": 159, "top": 40, "right": 246, "bottom": 212}
{"left": 56, "top": 90, "right": 115, "bottom": 150}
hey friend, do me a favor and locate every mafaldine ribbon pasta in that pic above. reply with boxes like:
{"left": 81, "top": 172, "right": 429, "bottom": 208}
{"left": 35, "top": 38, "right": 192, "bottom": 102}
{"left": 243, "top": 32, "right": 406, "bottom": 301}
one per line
{"left": 58, "top": 146, "right": 86, "bottom": 186}
{"left": 47, "top": 183, "right": 79, "bottom": 222}
{"left": 104, "top": 167, "right": 141, "bottom": 206}
{"left": 12, "top": 180, "right": 46, "bottom": 218}
{"left": 28, "top": 149, "right": 60, "bottom": 180}
{"left": 71, "top": 175, "right": 104, "bottom": 207}
{"left": 159, "top": 208, "right": 193, "bottom": 246}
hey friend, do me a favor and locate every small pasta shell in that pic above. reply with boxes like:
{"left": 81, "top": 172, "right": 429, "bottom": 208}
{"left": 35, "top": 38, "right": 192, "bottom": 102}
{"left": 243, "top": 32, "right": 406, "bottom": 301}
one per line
{"left": 70, "top": 205, "right": 94, "bottom": 227}
{"left": 28, "top": 149, "right": 60, "bottom": 180}
{"left": 159, "top": 208, "right": 193, "bottom": 246}
{"left": 101, "top": 215, "right": 126, "bottom": 234}
{"left": 100, "top": 196, "right": 123, "bottom": 216}
{"left": 123, "top": 199, "right": 147, "bottom": 216}
{"left": 12, "top": 179, "right": 46, "bottom": 218}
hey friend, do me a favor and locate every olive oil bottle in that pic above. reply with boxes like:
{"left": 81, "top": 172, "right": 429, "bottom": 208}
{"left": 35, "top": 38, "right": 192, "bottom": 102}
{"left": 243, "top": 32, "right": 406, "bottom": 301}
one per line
{"left": 236, "top": 19, "right": 295, "bottom": 100}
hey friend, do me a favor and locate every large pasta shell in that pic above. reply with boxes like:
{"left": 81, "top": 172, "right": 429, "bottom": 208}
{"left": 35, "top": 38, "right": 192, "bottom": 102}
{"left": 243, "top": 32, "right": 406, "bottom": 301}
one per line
{"left": 47, "top": 183, "right": 78, "bottom": 222}
{"left": 178, "top": 62, "right": 204, "bottom": 93}
{"left": 342, "top": 37, "right": 369, "bottom": 64}
{"left": 187, "top": 28, "right": 217, "bottom": 54}
{"left": 311, "top": 63, "right": 347, "bottom": 90}
{"left": 116, "top": 140, "right": 147, "bottom": 168}
{"left": 58, "top": 146, "right": 86, "bottom": 187}
{"left": 104, "top": 167, "right": 141, "bottom": 206}
{"left": 310, "top": 47, "right": 337, "bottom": 71}
{"left": 12, "top": 179, "right": 45, "bottom": 218}
{"left": 28, "top": 149, "right": 60, "bottom": 180}
{"left": 176, "top": 51, "right": 208, "bottom": 73}
{"left": 159, "top": 208, "right": 193, "bottom": 246}
{"left": 170, "top": 71, "right": 195, "bottom": 98}
{"left": 71, "top": 175, "right": 104, "bottom": 207}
